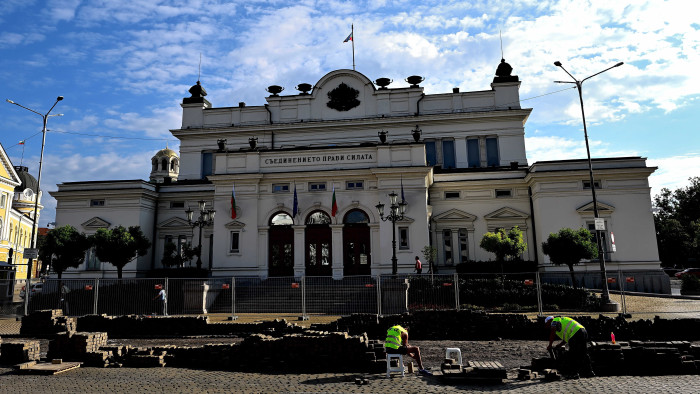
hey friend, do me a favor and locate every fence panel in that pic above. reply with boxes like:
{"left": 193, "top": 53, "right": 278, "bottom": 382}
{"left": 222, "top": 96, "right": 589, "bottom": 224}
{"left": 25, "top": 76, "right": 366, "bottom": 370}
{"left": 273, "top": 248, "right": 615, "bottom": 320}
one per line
{"left": 401, "top": 274, "right": 457, "bottom": 312}
{"left": 304, "top": 276, "right": 378, "bottom": 315}
{"left": 95, "top": 278, "right": 165, "bottom": 316}
{"left": 233, "top": 276, "right": 302, "bottom": 314}
{"left": 27, "top": 279, "right": 98, "bottom": 316}
{"left": 0, "top": 279, "right": 26, "bottom": 316}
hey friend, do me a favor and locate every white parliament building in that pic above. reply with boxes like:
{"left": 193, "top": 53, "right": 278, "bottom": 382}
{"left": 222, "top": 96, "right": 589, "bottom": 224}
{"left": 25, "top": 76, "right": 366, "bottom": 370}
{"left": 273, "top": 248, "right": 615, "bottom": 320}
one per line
{"left": 51, "top": 62, "right": 665, "bottom": 286}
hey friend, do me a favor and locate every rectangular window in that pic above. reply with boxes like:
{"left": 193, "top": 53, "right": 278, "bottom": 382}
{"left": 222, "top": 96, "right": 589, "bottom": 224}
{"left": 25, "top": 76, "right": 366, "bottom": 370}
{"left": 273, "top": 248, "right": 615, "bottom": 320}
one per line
{"left": 170, "top": 201, "right": 185, "bottom": 209}
{"left": 399, "top": 227, "right": 409, "bottom": 250}
{"left": 425, "top": 141, "right": 437, "bottom": 166}
{"left": 583, "top": 180, "right": 601, "bottom": 189}
{"left": 272, "top": 184, "right": 290, "bottom": 193}
{"left": 0, "top": 193, "right": 5, "bottom": 208}
{"left": 442, "top": 140, "right": 455, "bottom": 169}
{"left": 177, "top": 235, "right": 188, "bottom": 256}
{"left": 459, "top": 229, "right": 469, "bottom": 264}
{"left": 85, "top": 247, "right": 100, "bottom": 270}
{"left": 445, "top": 191, "right": 460, "bottom": 199}
{"left": 164, "top": 235, "right": 173, "bottom": 252}
{"left": 201, "top": 152, "right": 213, "bottom": 178}
{"left": 467, "top": 139, "right": 480, "bottom": 168}
{"left": 486, "top": 137, "right": 499, "bottom": 167}
{"left": 587, "top": 222, "right": 609, "bottom": 258}
{"left": 443, "top": 229, "right": 453, "bottom": 265}
{"left": 230, "top": 232, "right": 240, "bottom": 253}
{"left": 495, "top": 189, "right": 512, "bottom": 198}
{"left": 309, "top": 182, "right": 326, "bottom": 191}
{"left": 346, "top": 181, "right": 364, "bottom": 190}
{"left": 90, "top": 199, "right": 105, "bottom": 207}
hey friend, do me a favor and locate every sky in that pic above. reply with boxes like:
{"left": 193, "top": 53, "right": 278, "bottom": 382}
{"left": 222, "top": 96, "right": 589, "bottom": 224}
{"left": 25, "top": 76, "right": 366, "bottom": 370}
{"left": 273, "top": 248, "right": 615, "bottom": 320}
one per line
{"left": 1, "top": 0, "right": 698, "bottom": 227}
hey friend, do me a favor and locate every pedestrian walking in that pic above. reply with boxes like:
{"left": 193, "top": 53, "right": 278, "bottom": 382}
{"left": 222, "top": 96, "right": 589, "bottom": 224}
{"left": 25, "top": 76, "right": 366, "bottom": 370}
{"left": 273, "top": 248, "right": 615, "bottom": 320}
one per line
{"left": 153, "top": 287, "right": 167, "bottom": 316}
{"left": 60, "top": 283, "right": 71, "bottom": 316}
{"left": 414, "top": 256, "right": 422, "bottom": 274}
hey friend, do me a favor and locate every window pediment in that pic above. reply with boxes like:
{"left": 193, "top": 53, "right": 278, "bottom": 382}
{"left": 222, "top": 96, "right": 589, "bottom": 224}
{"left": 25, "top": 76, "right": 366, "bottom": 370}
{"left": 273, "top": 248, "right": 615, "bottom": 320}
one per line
{"left": 81, "top": 217, "right": 111, "bottom": 230}
{"left": 484, "top": 207, "right": 529, "bottom": 220}
{"left": 432, "top": 209, "right": 477, "bottom": 223}
{"left": 576, "top": 201, "right": 615, "bottom": 215}
{"left": 224, "top": 220, "right": 246, "bottom": 230}
{"left": 157, "top": 217, "right": 191, "bottom": 230}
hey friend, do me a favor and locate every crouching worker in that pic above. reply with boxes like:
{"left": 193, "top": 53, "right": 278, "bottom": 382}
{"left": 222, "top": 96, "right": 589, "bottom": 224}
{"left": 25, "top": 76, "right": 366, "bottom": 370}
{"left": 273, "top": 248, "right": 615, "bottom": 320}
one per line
{"left": 384, "top": 324, "right": 432, "bottom": 376}
{"left": 545, "top": 316, "right": 595, "bottom": 378}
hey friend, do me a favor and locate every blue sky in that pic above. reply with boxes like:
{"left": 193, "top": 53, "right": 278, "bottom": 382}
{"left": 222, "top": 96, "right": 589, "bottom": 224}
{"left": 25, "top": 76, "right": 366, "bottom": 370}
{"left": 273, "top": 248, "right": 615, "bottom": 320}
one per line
{"left": 1, "top": 0, "right": 698, "bottom": 227}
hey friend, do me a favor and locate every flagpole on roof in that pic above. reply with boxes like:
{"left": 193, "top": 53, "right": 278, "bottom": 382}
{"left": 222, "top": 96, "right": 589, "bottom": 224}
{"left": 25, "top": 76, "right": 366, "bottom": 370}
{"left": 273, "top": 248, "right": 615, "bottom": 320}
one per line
{"left": 19, "top": 140, "right": 25, "bottom": 166}
{"left": 351, "top": 24, "right": 355, "bottom": 71}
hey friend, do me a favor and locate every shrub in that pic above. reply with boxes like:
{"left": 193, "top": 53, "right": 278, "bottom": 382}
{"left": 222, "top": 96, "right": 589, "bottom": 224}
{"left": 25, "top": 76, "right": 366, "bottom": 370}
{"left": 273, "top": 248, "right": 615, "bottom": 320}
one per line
{"left": 681, "top": 275, "right": 700, "bottom": 292}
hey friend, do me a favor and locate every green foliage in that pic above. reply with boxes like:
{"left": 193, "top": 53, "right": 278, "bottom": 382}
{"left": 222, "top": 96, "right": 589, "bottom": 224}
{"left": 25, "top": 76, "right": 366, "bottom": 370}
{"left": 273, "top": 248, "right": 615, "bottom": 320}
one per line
{"left": 38, "top": 225, "right": 91, "bottom": 279}
{"left": 421, "top": 245, "right": 437, "bottom": 264}
{"left": 92, "top": 226, "right": 151, "bottom": 279}
{"left": 542, "top": 227, "right": 598, "bottom": 267}
{"left": 654, "top": 177, "right": 700, "bottom": 268}
{"left": 161, "top": 242, "right": 199, "bottom": 268}
{"left": 479, "top": 227, "right": 527, "bottom": 262}
{"left": 681, "top": 275, "right": 700, "bottom": 293}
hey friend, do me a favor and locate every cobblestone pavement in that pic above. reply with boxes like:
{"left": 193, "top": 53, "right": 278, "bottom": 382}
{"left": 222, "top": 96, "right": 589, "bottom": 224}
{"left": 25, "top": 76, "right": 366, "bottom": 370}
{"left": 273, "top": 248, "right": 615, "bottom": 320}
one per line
{"left": 0, "top": 367, "right": 697, "bottom": 393}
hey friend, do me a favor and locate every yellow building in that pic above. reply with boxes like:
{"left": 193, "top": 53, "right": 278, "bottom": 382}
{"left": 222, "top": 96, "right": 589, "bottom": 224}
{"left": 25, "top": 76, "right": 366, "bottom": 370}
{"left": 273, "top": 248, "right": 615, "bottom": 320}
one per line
{"left": 0, "top": 143, "right": 42, "bottom": 283}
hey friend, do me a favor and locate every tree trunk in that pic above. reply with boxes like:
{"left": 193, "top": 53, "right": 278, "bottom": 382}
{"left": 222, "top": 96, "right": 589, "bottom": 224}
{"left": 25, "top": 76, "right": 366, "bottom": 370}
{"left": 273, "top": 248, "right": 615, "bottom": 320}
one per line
{"left": 568, "top": 264, "right": 578, "bottom": 289}
{"left": 117, "top": 266, "right": 123, "bottom": 279}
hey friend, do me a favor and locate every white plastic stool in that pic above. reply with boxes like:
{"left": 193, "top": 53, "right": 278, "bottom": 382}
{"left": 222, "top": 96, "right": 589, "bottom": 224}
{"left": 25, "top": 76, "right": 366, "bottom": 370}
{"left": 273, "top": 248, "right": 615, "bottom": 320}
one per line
{"left": 386, "top": 353, "right": 405, "bottom": 377}
{"left": 445, "top": 347, "right": 462, "bottom": 366}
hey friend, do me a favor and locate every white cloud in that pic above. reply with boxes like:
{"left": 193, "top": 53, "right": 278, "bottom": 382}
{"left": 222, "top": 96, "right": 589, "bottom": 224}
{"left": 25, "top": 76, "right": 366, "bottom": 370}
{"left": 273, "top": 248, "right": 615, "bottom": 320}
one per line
{"left": 647, "top": 154, "right": 700, "bottom": 196}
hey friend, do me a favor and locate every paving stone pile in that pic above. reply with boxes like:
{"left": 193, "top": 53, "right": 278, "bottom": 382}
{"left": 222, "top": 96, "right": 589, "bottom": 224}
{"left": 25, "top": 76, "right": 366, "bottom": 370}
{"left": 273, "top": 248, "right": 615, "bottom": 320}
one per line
{"left": 0, "top": 340, "right": 40, "bottom": 364}
{"left": 319, "top": 311, "right": 700, "bottom": 341}
{"left": 527, "top": 341, "right": 700, "bottom": 376}
{"left": 20, "top": 310, "right": 76, "bottom": 337}
{"left": 47, "top": 331, "right": 108, "bottom": 361}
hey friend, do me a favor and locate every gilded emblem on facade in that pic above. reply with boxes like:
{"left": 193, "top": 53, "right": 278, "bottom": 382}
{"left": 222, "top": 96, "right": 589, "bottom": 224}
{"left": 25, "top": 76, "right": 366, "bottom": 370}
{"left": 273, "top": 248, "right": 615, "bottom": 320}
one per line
{"left": 326, "top": 83, "right": 360, "bottom": 111}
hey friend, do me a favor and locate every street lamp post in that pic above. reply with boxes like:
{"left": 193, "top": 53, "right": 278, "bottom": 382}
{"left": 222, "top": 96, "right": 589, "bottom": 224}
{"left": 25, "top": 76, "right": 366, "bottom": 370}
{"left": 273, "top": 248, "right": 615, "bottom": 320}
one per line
{"left": 185, "top": 200, "right": 215, "bottom": 270}
{"left": 554, "top": 60, "right": 623, "bottom": 311}
{"left": 376, "top": 191, "right": 407, "bottom": 275}
{"left": 6, "top": 96, "right": 63, "bottom": 316}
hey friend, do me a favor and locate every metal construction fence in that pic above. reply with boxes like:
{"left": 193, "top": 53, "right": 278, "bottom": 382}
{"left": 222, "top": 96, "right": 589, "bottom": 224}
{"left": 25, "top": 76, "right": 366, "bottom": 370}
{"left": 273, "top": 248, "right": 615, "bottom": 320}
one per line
{"left": 0, "top": 270, "right": 698, "bottom": 319}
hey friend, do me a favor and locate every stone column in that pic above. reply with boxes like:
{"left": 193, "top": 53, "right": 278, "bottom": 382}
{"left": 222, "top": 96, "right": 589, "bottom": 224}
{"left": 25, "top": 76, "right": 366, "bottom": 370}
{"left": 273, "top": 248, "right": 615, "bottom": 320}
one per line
{"left": 293, "top": 225, "right": 306, "bottom": 277}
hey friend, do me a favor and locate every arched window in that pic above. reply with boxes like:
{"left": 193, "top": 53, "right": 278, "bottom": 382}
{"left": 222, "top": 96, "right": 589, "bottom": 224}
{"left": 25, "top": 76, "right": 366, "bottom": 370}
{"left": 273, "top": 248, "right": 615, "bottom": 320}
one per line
{"left": 306, "top": 210, "right": 331, "bottom": 225}
{"left": 343, "top": 209, "right": 369, "bottom": 224}
{"left": 270, "top": 212, "right": 293, "bottom": 226}
{"left": 171, "top": 159, "right": 178, "bottom": 171}
{"left": 161, "top": 158, "right": 168, "bottom": 171}
{"left": 152, "top": 158, "right": 158, "bottom": 171}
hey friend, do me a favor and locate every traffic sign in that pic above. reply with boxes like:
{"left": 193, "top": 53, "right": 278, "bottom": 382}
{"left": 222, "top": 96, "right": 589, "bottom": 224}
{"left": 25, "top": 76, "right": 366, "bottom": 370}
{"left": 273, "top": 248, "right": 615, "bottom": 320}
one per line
{"left": 23, "top": 248, "right": 38, "bottom": 259}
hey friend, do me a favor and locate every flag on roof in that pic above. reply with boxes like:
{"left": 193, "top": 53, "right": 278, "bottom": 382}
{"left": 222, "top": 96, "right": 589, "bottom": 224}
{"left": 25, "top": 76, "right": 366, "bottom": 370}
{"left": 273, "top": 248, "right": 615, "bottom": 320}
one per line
{"left": 18, "top": 140, "right": 25, "bottom": 145}
{"left": 343, "top": 32, "right": 353, "bottom": 42}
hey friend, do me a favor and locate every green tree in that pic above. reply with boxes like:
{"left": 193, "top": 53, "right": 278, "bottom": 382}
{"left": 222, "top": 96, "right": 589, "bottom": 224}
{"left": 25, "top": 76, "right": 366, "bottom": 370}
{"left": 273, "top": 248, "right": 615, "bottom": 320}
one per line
{"left": 479, "top": 226, "right": 527, "bottom": 262}
{"left": 542, "top": 227, "right": 598, "bottom": 288}
{"left": 38, "top": 225, "right": 91, "bottom": 279}
{"left": 161, "top": 242, "right": 199, "bottom": 268}
{"left": 654, "top": 177, "right": 700, "bottom": 268}
{"left": 92, "top": 226, "right": 151, "bottom": 279}
{"left": 422, "top": 245, "right": 438, "bottom": 273}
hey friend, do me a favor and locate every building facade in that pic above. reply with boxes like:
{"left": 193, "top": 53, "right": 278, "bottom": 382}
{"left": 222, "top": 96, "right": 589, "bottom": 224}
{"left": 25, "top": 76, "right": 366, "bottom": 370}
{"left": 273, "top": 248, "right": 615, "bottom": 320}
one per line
{"left": 50, "top": 64, "right": 664, "bottom": 289}
{"left": 0, "top": 144, "right": 43, "bottom": 286}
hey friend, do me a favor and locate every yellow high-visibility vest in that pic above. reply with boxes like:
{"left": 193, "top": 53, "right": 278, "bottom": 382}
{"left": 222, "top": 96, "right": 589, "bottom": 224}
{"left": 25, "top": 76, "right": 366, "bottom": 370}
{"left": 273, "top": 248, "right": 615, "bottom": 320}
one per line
{"left": 554, "top": 317, "right": 583, "bottom": 342}
{"left": 384, "top": 325, "right": 407, "bottom": 349}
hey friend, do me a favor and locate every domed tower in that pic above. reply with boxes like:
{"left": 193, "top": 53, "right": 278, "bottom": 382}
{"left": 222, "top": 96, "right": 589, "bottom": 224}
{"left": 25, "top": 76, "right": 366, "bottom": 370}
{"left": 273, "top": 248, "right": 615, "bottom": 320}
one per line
{"left": 13, "top": 166, "right": 42, "bottom": 218}
{"left": 150, "top": 147, "right": 180, "bottom": 184}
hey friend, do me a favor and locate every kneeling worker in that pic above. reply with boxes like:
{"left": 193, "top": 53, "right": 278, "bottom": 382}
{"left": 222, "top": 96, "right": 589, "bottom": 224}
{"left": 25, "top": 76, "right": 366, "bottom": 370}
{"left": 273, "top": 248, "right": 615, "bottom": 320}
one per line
{"left": 384, "top": 324, "right": 432, "bottom": 376}
{"left": 545, "top": 316, "right": 595, "bottom": 378}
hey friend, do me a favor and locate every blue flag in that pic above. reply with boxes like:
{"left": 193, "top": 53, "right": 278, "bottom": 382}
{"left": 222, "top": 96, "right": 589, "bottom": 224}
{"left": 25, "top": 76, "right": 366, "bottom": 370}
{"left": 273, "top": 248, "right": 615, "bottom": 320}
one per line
{"left": 292, "top": 183, "right": 299, "bottom": 217}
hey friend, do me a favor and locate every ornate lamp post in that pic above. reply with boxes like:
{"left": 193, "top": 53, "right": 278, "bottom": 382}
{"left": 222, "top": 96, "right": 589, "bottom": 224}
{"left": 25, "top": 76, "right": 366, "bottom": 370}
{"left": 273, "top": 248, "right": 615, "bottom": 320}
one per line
{"left": 185, "top": 200, "right": 215, "bottom": 270}
{"left": 376, "top": 191, "right": 407, "bottom": 275}
{"left": 553, "top": 60, "right": 623, "bottom": 312}
{"left": 6, "top": 96, "right": 63, "bottom": 316}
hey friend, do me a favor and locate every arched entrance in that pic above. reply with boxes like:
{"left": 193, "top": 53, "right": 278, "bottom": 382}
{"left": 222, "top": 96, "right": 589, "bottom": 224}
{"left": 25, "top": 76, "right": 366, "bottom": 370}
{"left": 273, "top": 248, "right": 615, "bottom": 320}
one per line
{"left": 343, "top": 209, "right": 371, "bottom": 276}
{"left": 268, "top": 212, "right": 294, "bottom": 277}
{"left": 305, "top": 211, "right": 332, "bottom": 276}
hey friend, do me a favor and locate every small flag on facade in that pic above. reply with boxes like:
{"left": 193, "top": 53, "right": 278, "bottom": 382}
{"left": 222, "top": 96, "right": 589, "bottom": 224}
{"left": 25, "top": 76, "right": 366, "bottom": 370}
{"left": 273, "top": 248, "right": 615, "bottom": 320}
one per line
{"left": 401, "top": 175, "right": 406, "bottom": 203}
{"left": 231, "top": 183, "right": 237, "bottom": 219}
{"left": 292, "top": 183, "right": 299, "bottom": 218}
{"left": 343, "top": 32, "right": 353, "bottom": 42}
{"left": 331, "top": 185, "right": 338, "bottom": 217}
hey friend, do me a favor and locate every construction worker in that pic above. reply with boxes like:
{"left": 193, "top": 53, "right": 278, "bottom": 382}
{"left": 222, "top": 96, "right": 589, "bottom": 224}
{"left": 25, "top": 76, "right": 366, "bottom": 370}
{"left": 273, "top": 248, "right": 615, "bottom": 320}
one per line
{"left": 545, "top": 316, "right": 595, "bottom": 378}
{"left": 384, "top": 324, "right": 432, "bottom": 376}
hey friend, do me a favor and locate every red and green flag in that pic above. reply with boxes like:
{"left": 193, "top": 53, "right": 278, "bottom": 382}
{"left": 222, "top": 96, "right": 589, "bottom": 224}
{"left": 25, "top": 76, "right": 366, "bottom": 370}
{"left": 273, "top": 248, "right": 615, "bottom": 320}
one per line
{"left": 231, "top": 183, "right": 237, "bottom": 219}
{"left": 331, "top": 185, "right": 338, "bottom": 217}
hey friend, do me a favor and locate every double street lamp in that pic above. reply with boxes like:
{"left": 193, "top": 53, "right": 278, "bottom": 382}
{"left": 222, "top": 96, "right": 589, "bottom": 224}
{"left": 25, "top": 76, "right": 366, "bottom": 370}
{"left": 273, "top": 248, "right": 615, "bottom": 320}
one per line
{"left": 6, "top": 96, "right": 63, "bottom": 315}
{"left": 553, "top": 60, "right": 623, "bottom": 311}
{"left": 376, "top": 191, "right": 407, "bottom": 275}
{"left": 185, "top": 200, "right": 215, "bottom": 270}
